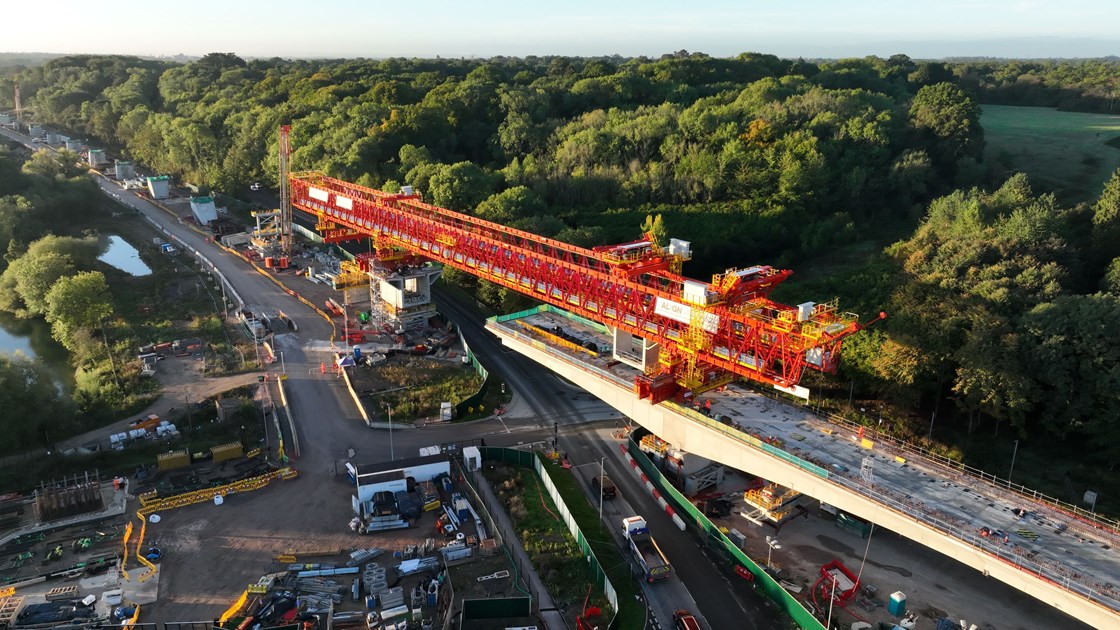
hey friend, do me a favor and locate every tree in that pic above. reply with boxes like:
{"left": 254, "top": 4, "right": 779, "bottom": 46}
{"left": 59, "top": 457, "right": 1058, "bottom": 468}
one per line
{"left": 640, "top": 213, "right": 667, "bottom": 245}
{"left": 475, "top": 186, "right": 546, "bottom": 224}
{"left": 427, "top": 162, "right": 497, "bottom": 212}
{"left": 22, "top": 149, "right": 86, "bottom": 179}
{"left": 1092, "top": 168, "right": 1120, "bottom": 261}
{"left": 907, "top": 62, "right": 953, "bottom": 88}
{"left": 0, "top": 355, "right": 73, "bottom": 452}
{"left": 1023, "top": 294, "right": 1120, "bottom": 460}
{"left": 45, "top": 271, "right": 113, "bottom": 352}
{"left": 1102, "top": 258, "right": 1120, "bottom": 293}
{"left": 0, "top": 251, "right": 74, "bottom": 318}
{"left": 909, "top": 83, "right": 984, "bottom": 173}
{"left": 0, "top": 235, "right": 99, "bottom": 318}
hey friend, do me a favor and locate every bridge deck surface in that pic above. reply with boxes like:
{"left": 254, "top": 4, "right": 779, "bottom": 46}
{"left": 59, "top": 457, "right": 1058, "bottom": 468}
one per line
{"left": 506, "top": 309, "right": 1120, "bottom": 615}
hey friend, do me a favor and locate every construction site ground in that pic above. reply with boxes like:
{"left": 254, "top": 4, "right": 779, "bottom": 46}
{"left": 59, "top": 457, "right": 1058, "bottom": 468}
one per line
{"left": 141, "top": 462, "right": 501, "bottom": 625}
{"left": 700, "top": 469, "right": 1087, "bottom": 630}
{"left": 58, "top": 355, "right": 262, "bottom": 454}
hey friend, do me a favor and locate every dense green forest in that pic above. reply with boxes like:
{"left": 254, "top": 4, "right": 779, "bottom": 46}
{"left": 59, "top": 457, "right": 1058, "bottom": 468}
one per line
{"left": 2, "top": 52, "right": 1119, "bottom": 503}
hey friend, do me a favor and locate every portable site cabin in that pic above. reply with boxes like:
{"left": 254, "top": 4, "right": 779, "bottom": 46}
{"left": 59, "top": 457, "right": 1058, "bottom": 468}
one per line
{"left": 347, "top": 454, "right": 451, "bottom": 509}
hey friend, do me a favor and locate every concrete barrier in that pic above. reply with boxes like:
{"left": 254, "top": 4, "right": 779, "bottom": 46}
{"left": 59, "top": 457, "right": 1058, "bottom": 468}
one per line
{"left": 339, "top": 364, "right": 371, "bottom": 426}
{"left": 275, "top": 377, "right": 301, "bottom": 458}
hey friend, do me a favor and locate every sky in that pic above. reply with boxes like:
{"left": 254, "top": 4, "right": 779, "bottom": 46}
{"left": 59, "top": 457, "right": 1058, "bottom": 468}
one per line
{"left": 8, "top": 0, "right": 1120, "bottom": 59}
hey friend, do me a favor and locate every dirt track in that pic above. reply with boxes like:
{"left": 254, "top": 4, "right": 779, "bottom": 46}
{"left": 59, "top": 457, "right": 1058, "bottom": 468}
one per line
{"left": 58, "top": 356, "right": 261, "bottom": 451}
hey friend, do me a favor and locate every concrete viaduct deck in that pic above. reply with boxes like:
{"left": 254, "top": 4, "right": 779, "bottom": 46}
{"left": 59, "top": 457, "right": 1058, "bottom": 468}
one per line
{"left": 486, "top": 311, "right": 1120, "bottom": 630}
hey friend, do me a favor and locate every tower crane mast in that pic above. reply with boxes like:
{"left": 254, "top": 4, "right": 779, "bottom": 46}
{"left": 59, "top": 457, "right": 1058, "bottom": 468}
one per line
{"left": 290, "top": 172, "right": 883, "bottom": 400}
{"left": 278, "top": 125, "right": 293, "bottom": 254}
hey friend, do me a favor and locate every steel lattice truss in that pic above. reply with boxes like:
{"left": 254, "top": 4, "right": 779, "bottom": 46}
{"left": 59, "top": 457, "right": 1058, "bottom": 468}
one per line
{"left": 291, "top": 172, "right": 883, "bottom": 400}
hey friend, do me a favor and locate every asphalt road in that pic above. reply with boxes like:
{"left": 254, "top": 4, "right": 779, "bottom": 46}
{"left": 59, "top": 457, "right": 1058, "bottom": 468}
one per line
{"left": 433, "top": 286, "right": 788, "bottom": 630}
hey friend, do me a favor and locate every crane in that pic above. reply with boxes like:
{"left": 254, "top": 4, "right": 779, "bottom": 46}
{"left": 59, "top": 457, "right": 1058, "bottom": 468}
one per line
{"left": 278, "top": 124, "right": 293, "bottom": 254}
{"left": 290, "top": 172, "right": 884, "bottom": 401}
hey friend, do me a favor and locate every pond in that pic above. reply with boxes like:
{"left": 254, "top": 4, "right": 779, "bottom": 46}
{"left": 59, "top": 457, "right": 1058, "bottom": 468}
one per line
{"left": 99, "top": 235, "right": 152, "bottom": 276}
{"left": 0, "top": 311, "right": 74, "bottom": 391}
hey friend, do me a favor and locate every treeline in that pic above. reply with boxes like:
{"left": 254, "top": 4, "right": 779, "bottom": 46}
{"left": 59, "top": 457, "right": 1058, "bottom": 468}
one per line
{"left": 954, "top": 58, "right": 1120, "bottom": 113}
{"left": 3, "top": 51, "right": 1119, "bottom": 470}
{"left": 827, "top": 170, "right": 1120, "bottom": 464}
{"left": 0, "top": 53, "right": 987, "bottom": 269}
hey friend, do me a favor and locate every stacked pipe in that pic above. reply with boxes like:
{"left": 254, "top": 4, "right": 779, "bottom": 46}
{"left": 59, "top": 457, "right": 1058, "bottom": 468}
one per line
{"left": 347, "top": 548, "right": 383, "bottom": 567}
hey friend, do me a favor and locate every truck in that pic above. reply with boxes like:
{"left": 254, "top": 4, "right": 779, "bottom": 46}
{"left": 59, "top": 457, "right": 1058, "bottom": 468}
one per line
{"left": 622, "top": 516, "right": 672, "bottom": 582}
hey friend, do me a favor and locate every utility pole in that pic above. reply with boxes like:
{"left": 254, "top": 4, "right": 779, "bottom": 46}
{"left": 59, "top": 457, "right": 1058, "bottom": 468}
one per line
{"left": 598, "top": 457, "right": 605, "bottom": 524}
{"left": 386, "top": 404, "right": 395, "bottom": 461}
{"left": 826, "top": 575, "right": 838, "bottom": 629}
{"left": 185, "top": 395, "right": 193, "bottom": 433}
{"left": 1009, "top": 439, "right": 1019, "bottom": 485}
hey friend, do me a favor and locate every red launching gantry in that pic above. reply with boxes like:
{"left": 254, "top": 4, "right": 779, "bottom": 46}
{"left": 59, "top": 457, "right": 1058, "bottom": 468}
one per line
{"left": 290, "top": 172, "right": 883, "bottom": 402}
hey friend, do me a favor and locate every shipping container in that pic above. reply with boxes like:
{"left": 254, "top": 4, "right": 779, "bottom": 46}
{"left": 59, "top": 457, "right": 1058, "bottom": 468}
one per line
{"left": 211, "top": 442, "right": 244, "bottom": 463}
{"left": 157, "top": 449, "right": 190, "bottom": 471}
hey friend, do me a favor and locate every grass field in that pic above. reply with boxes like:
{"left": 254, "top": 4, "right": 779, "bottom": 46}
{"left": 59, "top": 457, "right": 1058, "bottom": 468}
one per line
{"left": 982, "top": 104, "right": 1120, "bottom": 203}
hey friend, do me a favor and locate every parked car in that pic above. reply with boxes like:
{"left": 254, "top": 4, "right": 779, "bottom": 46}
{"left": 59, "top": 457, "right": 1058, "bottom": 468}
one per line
{"left": 592, "top": 474, "right": 617, "bottom": 499}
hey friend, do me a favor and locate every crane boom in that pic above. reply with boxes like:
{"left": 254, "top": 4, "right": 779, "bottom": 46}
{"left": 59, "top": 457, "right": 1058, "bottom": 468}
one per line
{"left": 290, "top": 172, "right": 883, "bottom": 399}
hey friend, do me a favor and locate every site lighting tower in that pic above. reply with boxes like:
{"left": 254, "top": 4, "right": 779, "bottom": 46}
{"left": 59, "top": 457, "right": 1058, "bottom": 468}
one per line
{"left": 765, "top": 535, "right": 781, "bottom": 568}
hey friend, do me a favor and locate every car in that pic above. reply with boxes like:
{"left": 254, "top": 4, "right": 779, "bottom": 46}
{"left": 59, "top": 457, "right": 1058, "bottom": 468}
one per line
{"left": 250, "top": 182, "right": 262, "bottom": 191}
{"left": 672, "top": 609, "right": 700, "bottom": 630}
{"left": 591, "top": 474, "right": 617, "bottom": 499}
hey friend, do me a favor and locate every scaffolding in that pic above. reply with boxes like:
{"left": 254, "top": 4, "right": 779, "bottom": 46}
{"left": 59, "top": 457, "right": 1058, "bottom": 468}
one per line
{"left": 33, "top": 471, "right": 104, "bottom": 522}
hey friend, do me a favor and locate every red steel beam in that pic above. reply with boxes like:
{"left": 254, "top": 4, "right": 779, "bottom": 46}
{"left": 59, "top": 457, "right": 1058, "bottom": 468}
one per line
{"left": 290, "top": 172, "right": 880, "bottom": 389}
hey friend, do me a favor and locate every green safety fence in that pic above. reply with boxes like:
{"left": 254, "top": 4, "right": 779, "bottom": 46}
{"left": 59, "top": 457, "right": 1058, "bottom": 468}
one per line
{"left": 479, "top": 447, "right": 620, "bottom": 627}
{"left": 487, "top": 304, "right": 610, "bottom": 333}
{"left": 490, "top": 306, "right": 546, "bottom": 323}
{"left": 626, "top": 431, "right": 826, "bottom": 630}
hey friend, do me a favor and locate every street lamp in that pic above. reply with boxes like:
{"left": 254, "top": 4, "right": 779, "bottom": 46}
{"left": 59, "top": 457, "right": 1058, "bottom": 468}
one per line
{"left": 826, "top": 573, "right": 839, "bottom": 629}
{"left": 572, "top": 458, "right": 607, "bottom": 524}
{"left": 765, "top": 535, "right": 781, "bottom": 568}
